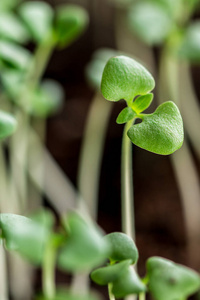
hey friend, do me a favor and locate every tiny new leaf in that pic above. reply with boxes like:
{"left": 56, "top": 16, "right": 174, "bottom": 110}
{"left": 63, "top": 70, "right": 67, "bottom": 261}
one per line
{"left": 116, "top": 107, "right": 136, "bottom": 124}
{"left": 127, "top": 101, "right": 184, "bottom": 155}
{"left": 101, "top": 56, "right": 155, "bottom": 103}
{"left": 132, "top": 93, "right": 153, "bottom": 113}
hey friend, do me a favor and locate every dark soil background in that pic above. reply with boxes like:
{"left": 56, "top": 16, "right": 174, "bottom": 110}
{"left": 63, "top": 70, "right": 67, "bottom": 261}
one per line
{"left": 39, "top": 0, "right": 200, "bottom": 298}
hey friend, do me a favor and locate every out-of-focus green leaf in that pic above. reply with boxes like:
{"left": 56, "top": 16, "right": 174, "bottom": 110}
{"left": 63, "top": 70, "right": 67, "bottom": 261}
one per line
{"left": 55, "top": 4, "right": 89, "bottom": 48}
{"left": 0, "top": 41, "right": 31, "bottom": 70}
{"left": 28, "top": 79, "right": 64, "bottom": 118}
{"left": 132, "top": 93, "right": 153, "bottom": 113}
{"left": 0, "top": 12, "right": 30, "bottom": 43}
{"left": 0, "top": 213, "right": 51, "bottom": 265}
{"left": 101, "top": 56, "right": 155, "bottom": 103}
{"left": 112, "top": 266, "right": 146, "bottom": 298}
{"left": 104, "top": 232, "right": 138, "bottom": 264}
{"left": 116, "top": 107, "right": 136, "bottom": 124}
{"left": 0, "top": 111, "right": 17, "bottom": 140}
{"left": 127, "top": 101, "right": 184, "bottom": 155}
{"left": 0, "top": 69, "right": 24, "bottom": 99}
{"left": 85, "top": 48, "right": 119, "bottom": 90}
{"left": 36, "top": 288, "right": 99, "bottom": 300}
{"left": 18, "top": 1, "right": 54, "bottom": 43}
{"left": 57, "top": 213, "right": 110, "bottom": 272}
{"left": 147, "top": 256, "right": 200, "bottom": 300}
{"left": 91, "top": 259, "right": 132, "bottom": 285}
{"left": 178, "top": 21, "right": 200, "bottom": 63}
{"left": 127, "top": 1, "right": 174, "bottom": 45}
{"left": 0, "top": 0, "right": 22, "bottom": 11}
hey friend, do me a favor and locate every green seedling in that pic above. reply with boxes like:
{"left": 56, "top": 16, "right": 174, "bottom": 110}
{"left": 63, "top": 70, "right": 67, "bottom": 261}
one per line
{"left": 101, "top": 55, "right": 183, "bottom": 155}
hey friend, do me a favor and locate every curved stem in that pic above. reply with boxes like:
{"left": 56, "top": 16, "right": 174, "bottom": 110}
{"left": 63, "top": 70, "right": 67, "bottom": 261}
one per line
{"left": 121, "top": 120, "right": 135, "bottom": 241}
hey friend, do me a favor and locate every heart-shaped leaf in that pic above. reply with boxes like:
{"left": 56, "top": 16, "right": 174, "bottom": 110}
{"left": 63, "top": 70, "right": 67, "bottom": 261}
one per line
{"left": 0, "top": 213, "right": 51, "bottom": 264}
{"left": 91, "top": 259, "right": 132, "bottom": 285}
{"left": 132, "top": 93, "right": 153, "bottom": 113}
{"left": 112, "top": 266, "right": 146, "bottom": 298}
{"left": 18, "top": 1, "right": 54, "bottom": 43}
{"left": 101, "top": 56, "right": 155, "bottom": 103}
{"left": 178, "top": 21, "right": 200, "bottom": 63}
{"left": 104, "top": 232, "right": 138, "bottom": 264}
{"left": 116, "top": 107, "right": 136, "bottom": 124}
{"left": 127, "top": 2, "right": 174, "bottom": 45}
{"left": 0, "top": 111, "right": 17, "bottom": 140}
{"left": 55, "top": 4, "right": 89, "bottom": 48}
{"left": 0, "top": 12, "right": 30, "bottom": 43}
{"left": 128, "top": 101, "right": 184, "bottom": 155}
{"left": 57, "top": 213, "right": 110, "bottom": 272}
{"left": 147, "top": 256, "right": 200, "bottom": 300}
{"left": 0, "top": 41, "right": 31, "bottom": 70}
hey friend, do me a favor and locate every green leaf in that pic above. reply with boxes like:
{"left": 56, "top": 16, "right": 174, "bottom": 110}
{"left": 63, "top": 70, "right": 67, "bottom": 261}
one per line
{"left": 178, "top": 21, "right": 200, "bottom": 63}
{"left": 0, "top": 41, "right": 31, "bottom": 70}
{"left": 0, "top": 0, "right": 22, "bottom": 11}
{"left": 127, "top": 2, "right": 174, "bottom": 45}
{"left": 0, "top": 69, "right": 25, "bottom": 100}
{"left": 55, "top": 4, "right": 89, "bottom": 48}
{"left": 28, "top": 79, "right": 64, "bottom": 118}
{"left": 147, "top": 256, "right": 200, "bottom": 300}
{"left": 132, "top": 93, "right": 153, "bottom": 113}
{"left": 104, "top": 232, "right": 138, "bottom": 264}
{"left": 0, "top": 111, "right": 17, "bottom": 140}
{"left": 112, "top": 266, "right": 147, "bottom": 298}
{"left": 57, "top": 213, "right": 110, "bottom": 272}
{"left": 101, "top": 56, "right": 155, "bottom": 103}
{"left": 18, "top": 1, "right": 54, "bottom": 43}
{"left": 116, "top": 107, "right": 136, "bottom": 124}
{"left": 0, "top": 213, "right": 51, "bottom": 265}
{"left": 91, "top": 259, "right": 132, "bottom": 285}
{"left": 127, "top": 101, "right": 184, "bottom": 155}
{"left": 0, "top": 12, "right": 30, "bottom": 43}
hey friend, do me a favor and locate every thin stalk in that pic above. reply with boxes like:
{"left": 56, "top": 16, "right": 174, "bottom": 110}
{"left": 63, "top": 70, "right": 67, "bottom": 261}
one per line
{"left": 121, "top": 120, "right": 135, "bottom": 240}
{"left": 159, "top": 48, "right": 200, "bottom": 268}
{"left": 0, "top": 240, "right": 8, "bottom": 300}
{"left": 139, "top": 292, "right": 146, "bottom": 300}
{"left": 108, "top": 283, "right": 115, "bottom": 300}
{"left": 42, "top": 239, "right": 56, "bottom": 299}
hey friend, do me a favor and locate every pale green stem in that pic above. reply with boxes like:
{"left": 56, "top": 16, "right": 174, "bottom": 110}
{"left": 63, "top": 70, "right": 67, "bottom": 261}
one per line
{"left": 0, "top": 240, "right": 8, "bottom": 300}
{"left": 71, "top": 93, "right": 113, "bottom": 293}
{"left": 139, "top": 292, "right": 146, "bottom": 300}
{"left": 108, "top": 283, "right": 115, "bottom": 300}
{"left": 121, "top": 120, "right": 135, "bottom": 241}
{"left": 42, "top": 239, "right": 56, "bottom": 299}
{"left": 159, "top": 48, "right": 200, "bottom": 268}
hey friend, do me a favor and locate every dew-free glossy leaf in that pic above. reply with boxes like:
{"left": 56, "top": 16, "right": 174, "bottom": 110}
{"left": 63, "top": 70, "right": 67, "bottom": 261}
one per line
{"left": 112, "top": 266, "right": 146, "bottom": 298}
{"left": 55, "top": 4, "right": 89, "bottom": 48}
{"left": 0, "top": 12, "right": 29, "bottom": 43}
{"left": 132, "top": 93, "right": 153, "bottom": 113}
{"left": 29, "top": 80, "right": 64, "bottom": 118}
{"left": 147, "top": 257, "right": 200, "bottom": 300}
{"left": 116, "top": 107, "right": 136, "bottom": 124}
{"left": 178, "top": 21, "right": 200, "bottom": 63}
{"left": 0, "top": 111, "right": 17, "bottom": 140}
{"left": 127, "top": 2, "right": 173, "bottom": 45}
{"left": 91, "top": 259, "right": 132, "bottom": 285}
{"left": 58, "top": 213, "right": 110, "bottom": 272}
{"left": 0, "top": 213, "right": 50, "bottom": 264}
{"left": 101, "top": 56, "right": 155, "bottom": 103}
{"left": 0, "top": 41, "right": 31, "bottom": 70}
{"left": 18, "top": 1, "right": 54, "bottom": 43}
{"left": 104, "top": 232, "right": 138, "bottom": 264}
{"left": 128, "top": 101, "right": 184, "bottom": 155}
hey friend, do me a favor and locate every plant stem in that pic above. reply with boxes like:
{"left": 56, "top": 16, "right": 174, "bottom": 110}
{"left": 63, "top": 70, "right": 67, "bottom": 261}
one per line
{"left": 42, "top": 238, "right": 56, "bottom": 299}
{"left": 108, "top": 283, "right": 115, "bottom": 300}
{"left": 139, "top": 292, "right": 146, "bottom": 300}
{"left": 0, "top": 240, "right": 8, "bottom": 300}
{"left": 121, "top": 119, "right": 135, "bottom": 241}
